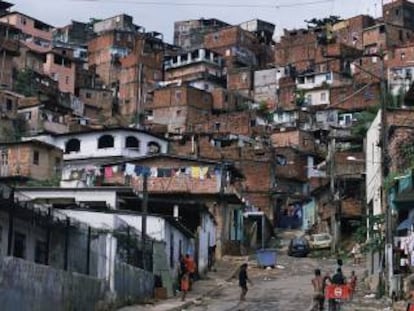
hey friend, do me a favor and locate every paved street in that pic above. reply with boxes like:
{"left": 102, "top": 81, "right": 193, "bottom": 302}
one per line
{"left": 186, "top": 254, "right": 390, "bottom": 311}
{"left": 120, "top": 251, "right": 393, "bottom": 311}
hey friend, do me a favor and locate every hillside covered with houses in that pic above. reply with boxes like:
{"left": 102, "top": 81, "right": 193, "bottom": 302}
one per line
{"left": 1, "top": 0, "right": 414, "bottom": 308}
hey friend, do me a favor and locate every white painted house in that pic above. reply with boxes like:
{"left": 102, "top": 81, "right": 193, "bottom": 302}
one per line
{"left": 24, "top": 128, "right": 169, "bottom": 161}
{"left": 15, "top": 186, "right": 216, "bottom": 288}
{"left": 296, "top": 71, "right": 333, "bottom": 90}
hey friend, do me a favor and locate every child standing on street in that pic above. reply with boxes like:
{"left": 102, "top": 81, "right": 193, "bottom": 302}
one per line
{"left": 239, "top": 263, "right": 253, "bottom": 302}
{"left": 181, "top": 272, "right": 190, "bottom": 301}
{"left": 349, "top": 270, "right": 357, "bottom": 299}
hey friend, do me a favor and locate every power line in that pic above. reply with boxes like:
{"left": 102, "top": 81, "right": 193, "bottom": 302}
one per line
{"left": 70, "top": 0, "right": 334, "bottom": 9}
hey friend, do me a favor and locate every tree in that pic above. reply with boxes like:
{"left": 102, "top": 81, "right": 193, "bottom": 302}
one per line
{"left": 13, "top": 69, "right": 38, "bottom": 97}
{"left": 305, "top": 15, "right": 342, "bottom": 28}
{"left": 351, "top": 105, "right": 379, "bottom": 139}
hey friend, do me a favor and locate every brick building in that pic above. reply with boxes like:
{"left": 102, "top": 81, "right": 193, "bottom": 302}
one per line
{"left": 332, "top": 15, "right": 375, "bottom": 49}
{"left": 0, "top": 22, "right": 20, "bottom": 89}
{"left": 174, "top": 18, "right": 229, "bottom": 51}
{"left": 0, "top": 12, "right": 53, "bottom": 53}
{"left": 118, "top": 32, "right": 165, "bottom": 117}
{"left": 149, "top": 85, "right": 212, "bottom": 134}
{"left": 0, "top": 140, "right": 62, "bottom": 182}
{"left": 164, "top": 48, "right": 225, "bottom": 93}
{"left": 383, "top": 0, "right": 414, "bottom": 31}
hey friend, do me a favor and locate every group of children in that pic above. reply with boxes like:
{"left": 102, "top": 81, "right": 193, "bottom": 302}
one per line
{"left": 311, "top": 260, "right": 358, "bottom": 311}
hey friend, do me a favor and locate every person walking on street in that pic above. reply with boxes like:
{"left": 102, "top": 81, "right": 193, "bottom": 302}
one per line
{"left": 312, "top": 269, "right": 325, "bottom": 311}
{"left": 184, "top": 253, "right": 196, "bottom": 290}
{"left": 348, "top": 270, "right": 357, "bottom": 300}
{"left": 351, "top": 243, "right": 362, "bottom": 265}
{"left": 181, "top": 272, "right": 190, "bottom": 301}
{"left": 239, "top": 263, "right": 253, "bottom": 302}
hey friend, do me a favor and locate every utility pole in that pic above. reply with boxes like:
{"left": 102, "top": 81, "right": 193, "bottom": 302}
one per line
{"left": 379, "top": 51, "right": 392, "bottom": 295}
{"left": 329, "top": 131, "right": 337, "bottom": 254}
{"left": 141, "top": 172, "right": 148, "bottom": 271}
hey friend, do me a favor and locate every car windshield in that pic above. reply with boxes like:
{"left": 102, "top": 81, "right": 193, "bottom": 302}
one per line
{"left": 314, "top": 235, "right": 329, "bottom": 241}
{"left": 293, "top": 238, "right": 307, "bottom": 245}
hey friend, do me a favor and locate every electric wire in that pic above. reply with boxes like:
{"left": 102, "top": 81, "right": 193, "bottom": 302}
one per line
{"left": 69, "top": 0, "right": 334, "bottom": 9}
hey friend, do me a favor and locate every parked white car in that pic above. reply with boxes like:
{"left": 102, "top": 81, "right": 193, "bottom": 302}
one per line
{"left": 308, "top": 233, "right": 332, "bottom": 249}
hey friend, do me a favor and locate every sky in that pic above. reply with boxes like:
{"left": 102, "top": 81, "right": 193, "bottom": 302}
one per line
{"left": 11, "top": 0, "right": 383, "bottom": 43}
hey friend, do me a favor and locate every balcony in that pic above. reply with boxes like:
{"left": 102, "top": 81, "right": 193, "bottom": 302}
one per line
{"left": 102, "top": 171, "right": 232, "bottom": 194}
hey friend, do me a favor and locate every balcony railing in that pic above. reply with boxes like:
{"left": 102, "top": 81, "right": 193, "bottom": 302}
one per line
{"left": 103, "top": 171, "right": 234, "bottom": 194}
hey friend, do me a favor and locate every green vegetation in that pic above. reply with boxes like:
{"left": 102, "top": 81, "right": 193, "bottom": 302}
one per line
{"left": 13, "top": 69, "right": 38, "bottom": 97}
{"left": 351, "top": 105, "right": 379, "bottom": 138}
{"left": 305, "top": 16, "right": 342, "bottom": 28}
{"left": 352, "top": 214, "right": 385, "bottom": 254}
{"left": 25, "top": 174, "right": 61, "bottom": 187}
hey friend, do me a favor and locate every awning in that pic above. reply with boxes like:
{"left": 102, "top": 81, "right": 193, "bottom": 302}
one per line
{"left": 397, "top": 218, "right": 414, "bottom": 231}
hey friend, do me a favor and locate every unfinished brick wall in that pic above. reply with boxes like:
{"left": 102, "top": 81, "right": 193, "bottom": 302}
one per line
{"left": 274, "top": 147, "right": 308, "bottom": 181}
{"left": 79, "top": 88, "right": 113, "bottom": 117}
{"left": 277, "top": 77, "right": 296, "bottom": 110}
{"left": 271, "top": 130, "right": 316, "bottom": 153}
{"left": 333, "top": 15, "right": 375, "bottom": 49}
{"left": 227, "top": 68, "right": 253, "bottom": 94}
{"left": 4, "top": 143, "right": 62, "bottom": 181}
{"left": 191, "top": 111, "right": 254, "bottom": 135}
{"left": 388, "top": 127, "right": 414, "bottom": 173}
{"left": 118, "top": 36, "right": 164, "bottom": 116}
{"left": 275, "top": 28, "right": 321, "bottom": 70}
{"left": 330, "top": 83, "right": 380, "bottom": 110}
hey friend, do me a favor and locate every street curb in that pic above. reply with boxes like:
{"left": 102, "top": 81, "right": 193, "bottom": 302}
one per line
{"left": 166, "top": 265, "right": 240, "bottom": 311}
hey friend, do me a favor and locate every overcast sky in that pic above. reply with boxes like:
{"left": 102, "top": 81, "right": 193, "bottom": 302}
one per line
{"left": 11, "top": 0, "right": 382, "bottom": 42}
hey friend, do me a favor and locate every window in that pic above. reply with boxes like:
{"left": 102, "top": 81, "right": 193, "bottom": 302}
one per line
{"left": 65, "top": 76, "right": 69, "bottom": 84}
{"left": 116, "top": 32, "right": 121, "bottom": 41}
{"left": 306, "top": 94, "right": 312, "bottom": 105}
{"left": 97, "top": 135, "right": 114, "bottom": 149}
{"left": 21, "top": 17, "right": 26, "bottom": 25}
{"left": 6, "top": 99, "right": 12, "bottom": 111}
{"left": 13, "top": 232, "right": 26, "bottom": 259}
{"left": 65, "top": 138, "right": 80, "bottom": 153}
{"left": 175, "top": 90, "right": 182, "bottom": 100}
{"left": 320, "top": 92, "right": 326, "bottom": 102}
{"left": 85, "top": 92, "right": 92, "bottom": 99}
{"left": 35, "top": 240, "right": 47, "bottom": 264}
{"left": 125, "top": 136, "right": 139, "bottom": 149}
{"left": 215, "top": 122, "right": 221, "bottom": 131}
{"left": 401, "top": 52, "right": 406, "bottom": 60}
{"left": 176, "top": 109, "right": 182, "bottom": 116}
{"left": 169, "top": 233, "right": 174, "bottom": 268}
{"left": 55, "top": 157, "right": 61, "bottom": 174}
{"left": 147, "top": 141, "right": 161, "bottom": 154}
{"left": 24, "top": 111, "right": 32, "bottom": 120}
{"left": 33, "top": 150, "right": 39, "bottom": 165}
{"left": 0, "top": 150, "right": 7, "bottom": 166}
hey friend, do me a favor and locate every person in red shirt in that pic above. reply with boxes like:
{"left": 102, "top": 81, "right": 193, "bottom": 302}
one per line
{"left": 184, "top": 254, "right": 196, "bottom": 290}
{"left": 348, "top": 270, "right": 357, "bottom": 300}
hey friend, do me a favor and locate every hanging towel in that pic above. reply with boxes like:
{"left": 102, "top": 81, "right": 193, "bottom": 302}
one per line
{"left": 125, "top": 163, "right": 135, "bottom": 176}
{"left": 134, "top": 165, "right": 143, "bottom": 176}
{"left": 112, "top": 165, "right": 119, "bottom": 173}
{"left": 200, "top": 167, "right": 209, "bottom": 180}
{"left": 104, "top": 166, "right": 113, "bottom": 178}
{"left": 191, "top": 166, "right": 200, "bottom": 179}
{"left": 142, "top": 166, "right": 151, "bottom": 176}
{"left": 150, "top": 167, "right": 158, "bottom": 177}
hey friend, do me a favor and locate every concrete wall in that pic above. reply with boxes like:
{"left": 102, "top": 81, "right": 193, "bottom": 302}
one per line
{"left": 366, "top": 110, "right": 382, "bottom": 215}
{"left": 0, "top": 256, "right": 106, "bottom": 311}
{"left": 114, "top": 261, "right": 154, "bottom": 304}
